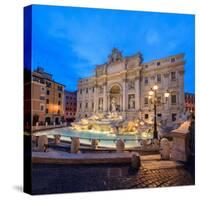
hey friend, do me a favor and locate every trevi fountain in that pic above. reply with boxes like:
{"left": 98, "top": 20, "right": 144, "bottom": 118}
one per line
{"left": 34, "top": 97, "right": 190, "bottom": 149}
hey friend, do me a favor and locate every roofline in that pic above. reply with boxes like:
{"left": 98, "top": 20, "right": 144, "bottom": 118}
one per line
{"left": 64, "top": 90, "right": 77, "bottom": 93}
{"left": 78, "top": 76, "right": 95, "bottom": 81}
{"left": 32, "top": 73, "right": 65, "bottom": 87}
{"left": 142, "top": 53, "right": 185, "bottom": 65}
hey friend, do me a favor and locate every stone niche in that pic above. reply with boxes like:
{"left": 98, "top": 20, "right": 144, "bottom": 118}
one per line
{"left": 128, "top": 94, "right": 135, "bottom": 109}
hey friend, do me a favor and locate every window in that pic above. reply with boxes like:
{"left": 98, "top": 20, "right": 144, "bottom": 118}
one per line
{"left": 92, "top": 102, "right": 94, "bottom": 109}
{"left": 145, "top": 114, "right": 149, "bottom": 119}
{"left": 172, "top": 113, "right": 177, "bottom": 122}
{"left": 144, "top": 97, "right": 148, "bottom": 105}
{"left": 32, "top": 76, "right": 44, "bottom": 84}
{"left": 144, "top": 77, "right": 148, "bottom": 85}
{"left": 171, "top": 94, "right": 177, "bottom": 104}
{"left": 46, "top": 90, "right": 50, "bottom": 95}
{"left": 40, "top": 96, "right": 45, "bottom": 100}
{"left": 145, "top": 64, "right": 148, "bottom": 68}
{"left": 157, "top": 113, "right": 162, "bottom": 117}
{"left": 57, "top": 110, "right": 60, "bottom": 114}
{"left": 57, "top": 85, "right": 63, "bottom": 91}
{"left": 86, "top": 88, "right": 88, "bottom": 93}
{"left": 171, "top": 72, "right": 176, "bottom": 81}
{"left": 92, "top": 87, "right": 95, "bottom": 92}
{"left": 46, "top": 81, "right": 51, "bottom": 88}
{"left": 46, "top": 108, "right": 48, "bottom": 114}
{"left": 157, "top": 62, "right": 160, "bottom": 66}
{"left": 157, "top": 74, "right": 161, "bottom": 83}
{"left": 40, "top": 105, "right": 44, "bottom": 111}
{"left": 85, "top": 102, "right": 88, "bottom": 109}
{"left": 41, "top": 87, "right": 45, "bottom": 92}
{"left": 80, "top": 89, "right": 82, "bottom": 94}
{"left": 80, "top": 103, "right": 82, "bottom": 109}
{"left": 58, "top": 101, "right": 61, "bottom": 105}
{"left": 58, "top": 93, "right": 61, "bottom": 98}
{"left": 46, "top": 99, "right": 49, "bottom": 104}
{"left": 171, "top": 57, "right": 176, "bottom": 63}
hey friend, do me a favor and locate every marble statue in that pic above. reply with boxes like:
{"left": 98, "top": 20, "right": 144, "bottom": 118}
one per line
{"left": 99, "top": 100, "right": 103, "bottom": 111}
{"left": 129, "top": 95, "right": 135, "bottom": 109}
{"left": 108, "top": 48, "right": 122, "bottom": 64}
{"left": 111, "top": 97, "right": 117, "bottom": 112}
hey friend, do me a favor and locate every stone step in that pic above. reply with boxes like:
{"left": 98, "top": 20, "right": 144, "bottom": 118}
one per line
{"left": 141, "top": 160, "right": 183, "bottom": 170}
{"left": 140, "top": 154, "right": 161, "bottom": 161}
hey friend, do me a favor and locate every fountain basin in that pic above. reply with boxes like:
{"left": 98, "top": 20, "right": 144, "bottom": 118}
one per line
{"left": 34, "top": 127, "right": 153, "bottom": 148}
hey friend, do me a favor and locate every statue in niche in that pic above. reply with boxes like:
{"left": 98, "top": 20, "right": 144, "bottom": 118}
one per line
{"left": 128, "top": 80, "right": 135, "bottom": 90}
{"left": 99, "top": 99, "right": 103, "bottom": 111}
{"left": 129, "top": 95, "right": 135, "bottom": 109}
{"left": 111, "top": 97, "right": 117, "bottom": 112}
{"left": 108, "top": 48, "right": 122, "bottom": 64}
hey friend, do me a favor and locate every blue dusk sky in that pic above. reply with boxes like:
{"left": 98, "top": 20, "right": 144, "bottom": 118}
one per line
{"left": 31, "top": 5, "right": 195, "bottom": 93}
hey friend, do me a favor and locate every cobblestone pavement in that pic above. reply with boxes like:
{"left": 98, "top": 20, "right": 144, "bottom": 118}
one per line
{"left": 32, "top": 158, "right": 194, "bottom": 194}
{"left": 109, "top": 167, "right": 194, "bottom": 189}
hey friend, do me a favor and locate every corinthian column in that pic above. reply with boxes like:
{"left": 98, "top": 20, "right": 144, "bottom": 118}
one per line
{"left": 103, "top": 82, "right": 107, "bottom": 112}
{"left": 94, "top": 85, "right": 98, "bottom": 112}
{"left": 178, "top": 70, "right": 184, "bottom": 112}
{"left": 135, "top": 76, "right": 140, "bottom": 110}
{"left": 122, "top": 78, "right": 127, "bottom": 112}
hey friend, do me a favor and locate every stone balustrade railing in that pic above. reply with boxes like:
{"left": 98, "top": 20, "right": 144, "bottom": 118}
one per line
{"left": 33, "top": 135, "right": 141, "bottom": 170}
{"left": 32, "top": 122, "right": 67, "bottom": 132}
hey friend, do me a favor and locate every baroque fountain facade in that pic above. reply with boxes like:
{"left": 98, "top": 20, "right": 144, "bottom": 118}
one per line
{"left": 72, "top": 98, "right": 154, "bottom": 139}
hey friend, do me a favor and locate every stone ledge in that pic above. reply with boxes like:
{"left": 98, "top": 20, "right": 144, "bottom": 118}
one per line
{"left": 32, "top": 152, "right": 138, "bottom": 165}
{"left": 140, "top": 154, "right": 161, "bottom": 161}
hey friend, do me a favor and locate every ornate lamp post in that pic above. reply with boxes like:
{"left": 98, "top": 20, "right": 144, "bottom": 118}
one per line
{"left": 148, "top": 85, "right": 170, "bottom": 140}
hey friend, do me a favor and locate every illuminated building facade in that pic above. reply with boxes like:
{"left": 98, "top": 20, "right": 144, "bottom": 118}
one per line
{"left": 32, "top": 67, "right": 65, "bottom": 125}
{"left": 185, "top": 92, "right": 195, "bottom": 113}
{"left": 77, "top": 48, "right": 185, "bottom": 124}
{"left": 64, "top": 90, "right": 77, "bottom": 121}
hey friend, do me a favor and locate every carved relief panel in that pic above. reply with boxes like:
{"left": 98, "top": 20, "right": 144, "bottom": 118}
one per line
{"left": 128, "top": 79, "right": 135, "bottom": 90}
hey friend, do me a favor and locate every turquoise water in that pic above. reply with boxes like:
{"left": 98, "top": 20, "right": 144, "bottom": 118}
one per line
{"left": 36, "top": 127, "right": 152, "bottom": 148}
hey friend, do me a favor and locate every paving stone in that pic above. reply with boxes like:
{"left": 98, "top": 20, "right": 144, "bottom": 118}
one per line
{"left": 31, "top": 156, "right": 194, "bottom": 194}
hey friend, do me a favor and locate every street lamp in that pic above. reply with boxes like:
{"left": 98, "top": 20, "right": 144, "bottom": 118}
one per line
{"left": 148, "top": 85, "right": 170, "bottom": 140}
